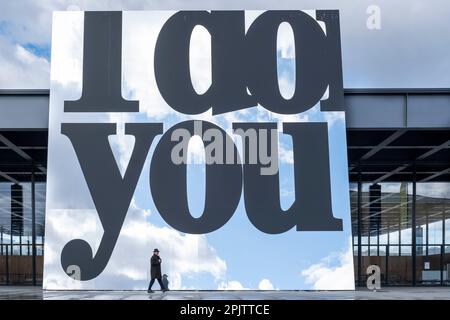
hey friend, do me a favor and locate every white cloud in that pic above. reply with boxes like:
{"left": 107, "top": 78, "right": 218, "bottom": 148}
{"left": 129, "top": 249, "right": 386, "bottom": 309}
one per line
{"left": 107, "top": 113, "right": 136, "bottom": 176}
{"left": 217, "top": 280, "right": 249, "bottom": 290}
{"left": 121, "top": 11, "right": 177, "bottom": 119}
{"left": 190, "top": 25, "right": 212, "bottom": 95}
{"left": 362, "top": 182, "right": 450, "bottom": 200}
{"left": 278, "top": 74, "right": 296, "bottom": 100}
{"left": 4, "top": 0, "right": 450, "bottom": 89}
{"left": 0, "top": 36, "right": 50, "bottom": 88}
{"left": 300, "top": 239, "right": 355, "bottom": 290}
{"left": 278, "top": 143, "right": 294, "bottom": 164}
{"left": 120, "top": 200, "right": 227, "bottom": 281}
{"left": 50, "top": 12, "right": 83, "bottom": 88}
{"left": 417, "top": 182, "right": 450, "bottom": 199}
{"left": 44, "top": 199, "right": 227, "bottom": 290}
{"left": 217, "top": 278, "right": 275, "bottom": 290}
{"left": 277, "top": 22, "right": 296, "bottom": 59}
{"left": 258, "top": 278, "right": 275, "bottom": 290}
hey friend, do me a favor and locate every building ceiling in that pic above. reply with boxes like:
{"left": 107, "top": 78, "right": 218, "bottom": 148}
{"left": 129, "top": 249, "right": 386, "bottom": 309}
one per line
{"left": 348, "top": 129, "right": 450, "bottom": 183}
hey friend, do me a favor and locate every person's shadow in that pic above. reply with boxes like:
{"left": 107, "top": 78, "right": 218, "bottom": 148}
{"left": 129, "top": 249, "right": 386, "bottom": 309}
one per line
{"left": 162, "top": 274, "right": 170, "bottom": 291}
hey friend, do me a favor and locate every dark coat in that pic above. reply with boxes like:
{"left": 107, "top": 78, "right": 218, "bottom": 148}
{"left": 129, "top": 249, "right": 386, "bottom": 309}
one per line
{"left": 150, "top": 254, "right": 162, "bottom": 279}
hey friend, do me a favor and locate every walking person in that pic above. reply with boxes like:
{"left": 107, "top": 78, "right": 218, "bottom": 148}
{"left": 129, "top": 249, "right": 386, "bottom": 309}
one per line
{"left": 147, "top": 248, "right": 168, "bottom": 293}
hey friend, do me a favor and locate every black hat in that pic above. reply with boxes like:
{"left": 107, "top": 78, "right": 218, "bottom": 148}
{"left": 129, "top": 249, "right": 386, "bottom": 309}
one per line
{"left": 153, "top": 248, "right": 160, "bottom": 253}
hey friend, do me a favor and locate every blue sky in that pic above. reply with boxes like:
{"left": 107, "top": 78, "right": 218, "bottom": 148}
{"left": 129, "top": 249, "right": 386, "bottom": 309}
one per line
{"left": 23, "top": 43, "right": 51, "bottom": 60}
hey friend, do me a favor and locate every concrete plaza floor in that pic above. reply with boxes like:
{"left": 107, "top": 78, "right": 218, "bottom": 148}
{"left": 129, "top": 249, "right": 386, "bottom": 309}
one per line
{"left": 0, "top": 286, "right": 449, "bottom": 300}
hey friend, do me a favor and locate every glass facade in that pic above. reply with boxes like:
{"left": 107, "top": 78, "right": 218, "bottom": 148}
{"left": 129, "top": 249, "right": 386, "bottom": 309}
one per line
{"left": 0, "top": 130, "right": 47, "bottom": 286}
{"left": 0, "top": 178, "right": 46, "bottom": 285}
{"left": 351, "top": 181, "right": 450, "bottom": 286}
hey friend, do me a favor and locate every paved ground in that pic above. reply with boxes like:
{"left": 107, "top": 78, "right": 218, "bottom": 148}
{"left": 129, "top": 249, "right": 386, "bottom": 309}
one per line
{"left": 0, "top": 286, "right": 449, "bottom": 300}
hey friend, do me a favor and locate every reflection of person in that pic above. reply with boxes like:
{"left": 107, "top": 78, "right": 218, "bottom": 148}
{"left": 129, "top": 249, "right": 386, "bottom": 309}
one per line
{"left": 162, "top": 274, "right": 169, "bottom": 290}
{"left": 147, "top": 248, "right": 168, "bottom": 293}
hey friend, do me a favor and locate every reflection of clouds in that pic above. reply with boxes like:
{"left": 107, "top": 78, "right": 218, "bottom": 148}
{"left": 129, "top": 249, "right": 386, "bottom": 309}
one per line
{"left": 122, "top": 11, "right": 176, "bottom": 119}
{"left": 218, "top": 280, "right": 249, "bottom": 290}
{"left": 107, "top": 113, "right": 136, "bottom": 175}
{"left": 217, "top": 278, "right": 276, "bottom": 290}
{"left": 278, "top": 142, "right": 294, "bottom": 164}
{"left": 278, "top": 74, "right": 295, "bottom": 100}
{"left": 189, "top": 25, "right": 212, "bottom": 95}
{"left": 301, "top": 239, "right": 355, "bottom": 290}
{"left": 258, "top": 278, "right": 275, "bottom": 290}
{"left": 277, "top": 22, "right": 296, "bottom": 59}
{"left": 50, "top": 12, "right": 83, "bottom": 87}
{"left": 366, "top": 182, "right": 450, "bottom": 200}
{"left": 417, "top": 183, "right": 450, "bottom": 199}
{"left": 44, "top": 209, "right": 101, "bottom": 290}
{"left": 44, "top": 201, "right": 227, "bottom": 290}
{"left": 120, "top": 199, "right": 227, "bottom": 281}
{"left": 369, "top": 182, "right": 404, "bottom": 194}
